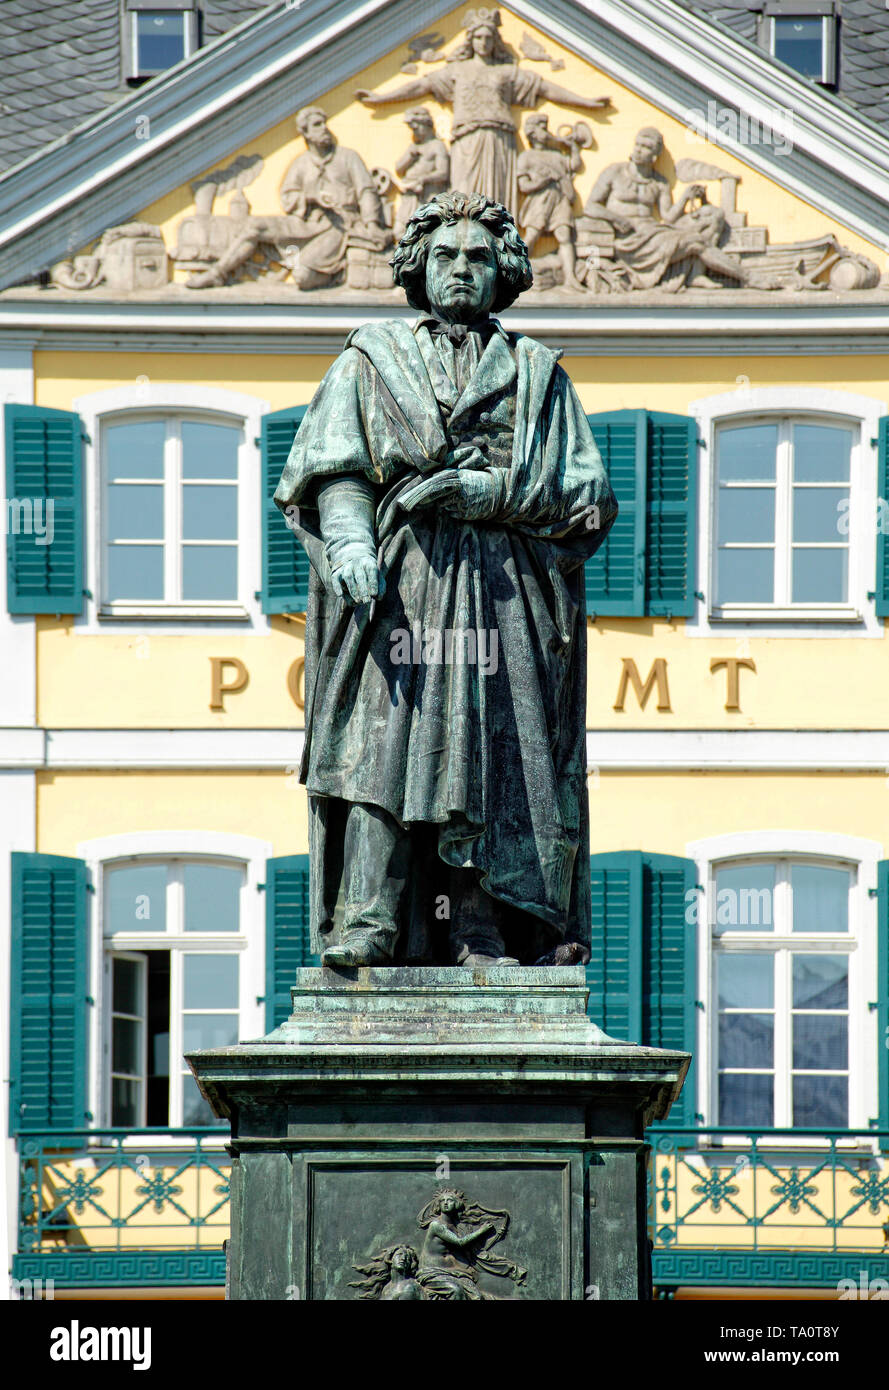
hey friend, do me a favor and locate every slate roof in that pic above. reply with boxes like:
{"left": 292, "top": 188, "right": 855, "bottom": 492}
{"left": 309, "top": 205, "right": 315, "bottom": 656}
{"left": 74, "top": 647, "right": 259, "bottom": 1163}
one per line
{"left": 0, "top": 0, "right": 274, "bottom": 173}
{"left": 682, "top": 1, "right": 889, "bottom": 129}
{"left": 2, "top": 0, "right": 889, "bottom": 177}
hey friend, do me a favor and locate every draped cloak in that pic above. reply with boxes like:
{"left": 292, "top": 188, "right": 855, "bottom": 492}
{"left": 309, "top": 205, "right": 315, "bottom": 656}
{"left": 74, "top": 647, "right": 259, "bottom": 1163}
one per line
{"left": 273, "top": 319, "right": 617, "bottom": 959}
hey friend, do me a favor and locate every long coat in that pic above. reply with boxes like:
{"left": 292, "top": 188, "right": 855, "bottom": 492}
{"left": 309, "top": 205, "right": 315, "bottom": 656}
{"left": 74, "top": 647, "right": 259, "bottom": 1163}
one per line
{"left": 274, "top": 319, "right": 617, "bottom": 957}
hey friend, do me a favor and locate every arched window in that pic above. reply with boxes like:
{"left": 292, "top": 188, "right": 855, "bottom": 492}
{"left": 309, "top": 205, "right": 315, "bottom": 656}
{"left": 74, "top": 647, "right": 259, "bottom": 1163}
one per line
{"left": 714, "top": 416, "right": 853, "bottom": 610}
{"left": 102, "top": 411, "right": 241, "bottom": 611}
{"left": 687, "top": 831, "right": 880, "bottom": 1132}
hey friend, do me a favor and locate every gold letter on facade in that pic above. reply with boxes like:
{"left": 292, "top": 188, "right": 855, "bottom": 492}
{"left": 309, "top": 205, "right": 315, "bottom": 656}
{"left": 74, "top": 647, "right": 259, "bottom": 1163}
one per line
{"left": 287, "top": 656, "right": 305, "bottom": 711}
{"left": 209, "top": 657, "right": 249, "bottom": 711}
{"left": 613, "top": 658, "right": 671, "bottom": 712}
{"left": 710, "top": 657, "right": 756, "bottom": 711}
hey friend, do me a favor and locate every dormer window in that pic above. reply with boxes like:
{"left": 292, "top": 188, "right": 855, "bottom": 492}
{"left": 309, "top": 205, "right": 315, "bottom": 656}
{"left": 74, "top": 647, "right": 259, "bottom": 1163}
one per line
{"left": 126, "top": 1, "right": 198, "bottom": 80}
{"left": 765, "top": 3, "right": 837, "bottom": 85}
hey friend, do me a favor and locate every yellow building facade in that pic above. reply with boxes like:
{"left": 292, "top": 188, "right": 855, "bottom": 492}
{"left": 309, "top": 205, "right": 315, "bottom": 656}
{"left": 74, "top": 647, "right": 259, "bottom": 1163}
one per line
{"left": 2, "top": 0, "right": 889, "bottom": 1299}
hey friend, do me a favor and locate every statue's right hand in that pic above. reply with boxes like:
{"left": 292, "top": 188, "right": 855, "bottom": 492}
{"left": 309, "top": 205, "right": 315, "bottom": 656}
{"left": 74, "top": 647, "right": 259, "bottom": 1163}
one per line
{"left": 612, "top": 216, "right": 634, "bottom": 236}
{"left": 329, "top": 544, "right": 385, "bottom": 605}
{"left": 355, "top": 89, "right": 382, "bottom": 106}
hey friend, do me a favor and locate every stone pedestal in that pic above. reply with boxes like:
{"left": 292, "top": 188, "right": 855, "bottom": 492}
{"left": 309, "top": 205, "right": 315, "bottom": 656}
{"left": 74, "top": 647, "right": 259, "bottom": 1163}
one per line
{"left": 187, "top": 966, "right": 688, "bottom": 1301}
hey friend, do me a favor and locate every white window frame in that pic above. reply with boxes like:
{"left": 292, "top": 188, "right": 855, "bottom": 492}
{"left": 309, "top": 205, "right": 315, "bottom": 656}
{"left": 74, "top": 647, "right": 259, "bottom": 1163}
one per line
{"left": 688, "top": 388, "right": 886, "bottom": 637}
{"left": 73, "top": 383, "right": 270, "bottom": 631}
{"left": 106, "top": 950, "right": 149, "bottom": 1129}
{"left": 129, "top": 7, "right": 198, "bottom": 79}
{"left": 768, "top": 13, "right": 837, "bottom": 86}
{"left": 78, "top": 830, "right": 271, "bottom": 1146}
{"left": 686, "top": 830, "right": 881, "bottom": 1144}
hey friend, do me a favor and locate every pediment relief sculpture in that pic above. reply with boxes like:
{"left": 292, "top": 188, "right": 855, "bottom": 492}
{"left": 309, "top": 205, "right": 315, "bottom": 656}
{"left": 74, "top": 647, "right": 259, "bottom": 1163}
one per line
{"left": 41, "top": 12, "right": 882, "bottom": 301}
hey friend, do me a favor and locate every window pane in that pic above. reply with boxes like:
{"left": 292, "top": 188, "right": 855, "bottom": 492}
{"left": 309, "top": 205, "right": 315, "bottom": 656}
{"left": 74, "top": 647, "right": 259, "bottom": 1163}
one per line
{"left": 113, "top": 956, "right": 143, "bottom": 1013}
{"left": 793, "top": 1074, "right": 847, "bottom": 1128}
{"left": 108, "top": 483, "right": 164, "bottom": 541}
{"left": 112, "top": 1016, "right": 142, "bottom": 1074}
{"left": 183, "top": 1013, "right": 240, "bottom": 1050}
{"left": 716, "top": 548, "right": 774, "bottom": 604}
{"left": 792, "top": 487, "right": 847, "bottom": 544}
{"left": 793, "top": 424, "right": 850, "bottom": 482}
{"left": 105, "top": 420, "right": 165, "bottom": 480}
{"left": 182, "top": 485, "right": 237, "bottom": 540}
{"left": 136, "top": 12, "right": 186, "bottom": 71}
{"left": 774, "top": 18, "right": 823, "bottom": 79}
{"left": 107, "top": 544, "right": 164, "bottom": 601}
{"left": 181, "top": 421, "right": 239, "bottom": 480}
{"left": 717, "top": 487, "right": 775, "bottom": 545}
{"left": 791, "top": 864, "right": 849, "bottom": 933}
{"left": 714, "top": 864, "right": 775, "bottom": 934}
{"left": 181, "top": 545, "right": 237, "bottom": 600}
{"left": 719, "top": 1012, "right": 773, "bottom": 1068}
{"left": 718, "top": 425, "right": 777, "bottom": 481}
{"left": 183, "top": 864, "right": 241, "bottom": 933}
{"left": 718, "top": 953, "right": 774, "bottom": 1009}
{"left": 719, "top": 1072, "right": 773, "bottom": 1127}
{"left": 791, "top": 547, "right": 847, "bottom": 603}
{"left": 106, "top": 864, "right": 167, "bottom": 933}
{"left": 181, "top": 1074, "right": 221, "bottom": 1126}
{"left": 112, "top": 1077, "right": 141, "bottom": 1128}
{"left": 793, "top": 1014, "right": 848, "bottom": 1070}
{"left": 183, "top": 954, "right": 239, "bottom": 1009}
{"left": 792, "top": 953, "right": 848, "bottom": 1008}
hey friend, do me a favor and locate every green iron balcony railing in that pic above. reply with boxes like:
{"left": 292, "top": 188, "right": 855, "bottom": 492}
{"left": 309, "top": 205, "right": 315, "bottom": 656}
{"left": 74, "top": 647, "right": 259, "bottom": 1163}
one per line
{"left": 14, "top": 1128, "right": 230, "bottom": 1290}
{"left": 13, "top": 1126, "right": 889, "bottom": 1292}
{"left": 649, "top": 1126, "right": 889, "bottom": 1293}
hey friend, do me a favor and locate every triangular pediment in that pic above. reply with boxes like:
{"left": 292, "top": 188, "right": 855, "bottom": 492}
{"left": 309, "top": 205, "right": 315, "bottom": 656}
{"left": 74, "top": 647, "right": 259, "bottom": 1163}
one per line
{"left": 2, "top": 0, "right": 888, "bottom": 304}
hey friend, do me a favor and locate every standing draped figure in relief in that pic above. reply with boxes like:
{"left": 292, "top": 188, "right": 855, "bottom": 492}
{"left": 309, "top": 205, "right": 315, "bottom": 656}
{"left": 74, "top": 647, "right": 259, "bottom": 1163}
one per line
{"left": 356, "top": 8, "right": 610, "bottom": 221}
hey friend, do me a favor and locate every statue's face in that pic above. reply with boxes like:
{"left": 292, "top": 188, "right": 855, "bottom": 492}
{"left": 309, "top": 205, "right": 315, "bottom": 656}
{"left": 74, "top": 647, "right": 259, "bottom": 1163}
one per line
{"left": 439, "top": 1194, "right": 460, "bottom": 1214}
{"left": 391, "top": 1247, "right": 412, "bottom": 1272}
{"left": 632, "top": 133, "right": 660, "bottom": 168}
{"left": 471, "top": 27, "right": 496, "bottom": 57}
{"left": 302, "top": 111, "right": 334, "bottom": 150}
{"left": 425, "top": 219, "right": 499, "bottom": 323}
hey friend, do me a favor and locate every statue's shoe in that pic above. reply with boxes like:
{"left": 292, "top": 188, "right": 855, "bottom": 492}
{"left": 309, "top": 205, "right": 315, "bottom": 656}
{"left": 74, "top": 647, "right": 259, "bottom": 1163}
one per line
{"left": 322, "top": 933, "right": 393, "bottom": 968}
{"left": 459, "top": 953, "right": 520, "bottom": 966}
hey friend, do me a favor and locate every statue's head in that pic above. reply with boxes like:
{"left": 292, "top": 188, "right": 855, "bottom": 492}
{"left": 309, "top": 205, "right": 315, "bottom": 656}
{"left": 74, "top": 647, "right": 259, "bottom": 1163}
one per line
{"left": 296, "top": 107, "right": 335, "bottom": 152}
{"left": 432, "top": 1187, "right": 466, "bottom": 1217}
{"left": 405, "top": 107, "right": 434, "bottom": 137}
{"left": 524, "top": 113, "right": 550, "bottom": 147}
{"left": 389, "top": 1245, "right": 419, "bottom": 1275}
{"left": 631, "top": 127, "right": 663, "bottom": 167}
{"left": 391, "top": 191, "right": 532, "bottom": 321}
{"left": 450, "top": 8, "right": 511, "bottom": 64}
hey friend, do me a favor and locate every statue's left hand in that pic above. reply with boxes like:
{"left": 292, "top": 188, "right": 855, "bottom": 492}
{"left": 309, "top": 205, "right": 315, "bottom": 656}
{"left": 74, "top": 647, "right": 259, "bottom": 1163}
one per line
{"left": 400, "top": 468, "right": 496, "bottom": 521}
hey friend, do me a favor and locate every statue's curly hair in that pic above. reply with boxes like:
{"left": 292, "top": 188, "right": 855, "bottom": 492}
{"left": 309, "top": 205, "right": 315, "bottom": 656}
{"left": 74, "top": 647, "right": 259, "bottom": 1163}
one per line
{"left": 390, "top": 191, "right": 533, "bottom": 313}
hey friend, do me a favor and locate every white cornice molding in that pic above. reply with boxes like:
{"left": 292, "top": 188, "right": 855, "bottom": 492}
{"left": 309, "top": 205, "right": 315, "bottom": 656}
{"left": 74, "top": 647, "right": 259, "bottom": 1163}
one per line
{"left": 2, "top": 0, "right": 889, "bottom": 288}
{"left": 4, "top": 296, "right": 889, "bottom": 356}
{"left": 6, "top": 727, "right": 889, "bottom": 770}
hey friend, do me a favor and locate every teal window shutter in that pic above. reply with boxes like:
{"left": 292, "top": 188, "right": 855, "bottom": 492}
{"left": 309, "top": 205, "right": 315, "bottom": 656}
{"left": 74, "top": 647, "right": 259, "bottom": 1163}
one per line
{"left": 877, "top": 859, "right": 889, "bottom": 1130}
{"left": 260, "top": 406, "right": 309, "bottom": 614}
{"left": 588, "top": 850, "right": 697, "bottom": 1127}
{"left": 646, "top": 413, "right": 697, "bottom": 618}
{"left": 264, "top": 853, "right": 314, "bottom": 1030}
{"left": 586, "top": 411, "right": 647, "bottom": 615}
{"left": 588, "top": 851, "right": 644, "bottom": 1040}
{"left": 9, "top": 852, "right": 90, "bottom": 1134}
{"left": 876, "top": 419, "right": 889, "bottom": 617}
{"left": 4, "top": 404, "right": 84, "bottom": 615}
{"left": 641, "top": 852, "right": 698, "bottom": 1128}
{"left": 585, "top": 409, "right": 697, "bottom": 618}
